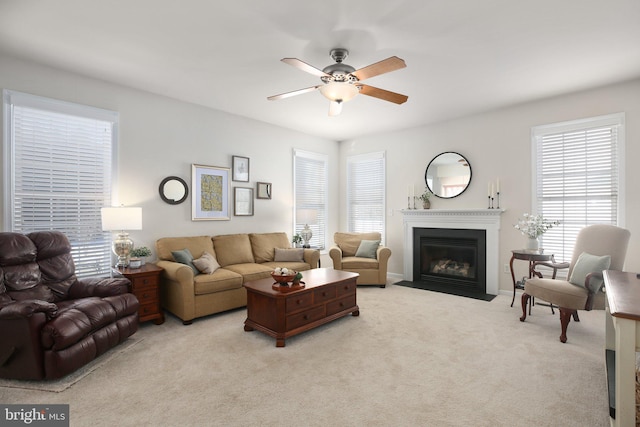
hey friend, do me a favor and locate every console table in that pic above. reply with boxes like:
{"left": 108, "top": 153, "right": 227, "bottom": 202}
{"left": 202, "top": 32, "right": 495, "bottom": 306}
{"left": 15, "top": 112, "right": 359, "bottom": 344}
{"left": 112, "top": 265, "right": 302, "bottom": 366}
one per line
{"left": 604, "top": 270, "right": 640, "bottom": 426}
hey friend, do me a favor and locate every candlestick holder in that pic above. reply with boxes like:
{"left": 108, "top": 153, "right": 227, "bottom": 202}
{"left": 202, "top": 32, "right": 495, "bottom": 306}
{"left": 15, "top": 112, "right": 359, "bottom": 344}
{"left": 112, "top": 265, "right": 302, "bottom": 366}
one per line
{"left": 407, "top": 196, "right": 412, "bottom": 210}
{"left": 487, "top": 195, "right": 491, "bottom": 209}
{"left": 413, "top": 196, "right": 417, "bottom": 210}
{"left": 496, "top": 192, "right": 500, "bottom": 209}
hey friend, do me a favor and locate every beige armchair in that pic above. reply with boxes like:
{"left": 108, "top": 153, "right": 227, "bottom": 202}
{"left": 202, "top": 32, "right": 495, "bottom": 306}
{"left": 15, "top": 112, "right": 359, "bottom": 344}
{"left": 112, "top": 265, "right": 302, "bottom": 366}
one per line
{"left": 329, "top": 232, "right": 391, "bottom": 287}
{"left": 519, "top": 224, "right": 630, "bottom": 343}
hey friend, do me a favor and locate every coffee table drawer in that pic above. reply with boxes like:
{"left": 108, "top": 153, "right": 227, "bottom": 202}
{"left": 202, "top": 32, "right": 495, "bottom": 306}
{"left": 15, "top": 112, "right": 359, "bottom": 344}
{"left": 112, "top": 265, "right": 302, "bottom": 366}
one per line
{"left": 336, "top": 281, "right": 356, "bottom": 297}
{"left": 287, "top": 306, "right": 325, "bottom": 329}
{"left": 313, "top": 286, "right": 336, "bottom": 303}
{"left": 286, "top": 292, "right": 313, "bottom": 313}
{"left": 326, "top": 295, "right": 356, "bottom": 316}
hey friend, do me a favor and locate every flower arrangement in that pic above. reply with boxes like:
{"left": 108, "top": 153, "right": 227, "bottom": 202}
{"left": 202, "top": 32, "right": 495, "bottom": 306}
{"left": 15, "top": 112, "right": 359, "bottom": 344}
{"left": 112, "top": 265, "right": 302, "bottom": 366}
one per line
{"left": 292, "top": 234, "right": 303, "bottom": 246}
{"left": 514, "top": 213, "right": 560, "bottom": 238}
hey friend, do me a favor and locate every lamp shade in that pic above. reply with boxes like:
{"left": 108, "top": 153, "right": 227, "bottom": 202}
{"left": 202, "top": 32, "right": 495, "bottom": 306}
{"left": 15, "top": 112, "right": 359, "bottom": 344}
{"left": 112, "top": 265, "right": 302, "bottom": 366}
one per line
{"left": 101, "top": 207, "right": 142, "bottom": 231}
{"left": 319, "top": 82, "right": 359, "bottom": 102}
{"left": 297, "top": 209, "right": 318, "bottom": 225}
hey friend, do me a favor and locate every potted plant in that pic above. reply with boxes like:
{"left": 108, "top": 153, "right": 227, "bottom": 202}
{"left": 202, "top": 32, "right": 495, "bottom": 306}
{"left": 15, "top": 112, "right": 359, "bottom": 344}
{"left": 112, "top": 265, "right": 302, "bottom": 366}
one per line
{"left": 292, "top": 234, "right": 303, "bottom": 248}
{"left": 130, "top": 246, "right": 152, "bottom": 265}
{"left": 514, "top": 213, "right": 560, "bottom": 250}
{"left": 418, "top": 188, "right": 432, "bottom": 209}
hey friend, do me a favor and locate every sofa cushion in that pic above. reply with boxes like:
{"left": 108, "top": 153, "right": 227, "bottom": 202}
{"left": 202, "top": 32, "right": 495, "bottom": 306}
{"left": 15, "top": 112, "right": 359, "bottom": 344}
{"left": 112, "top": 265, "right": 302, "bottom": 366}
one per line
{"left": 249, "top": 232, "right": 291, "bottom": 263}
{"left": 171, "top": 249, "right": 199, "bottom": 274}
{"left": 192, "top": 251, "right": 220, "bottom": 274}
{"left": 274, "top": 248, "right": 304, "bottom": 262}
{"left": 212, "top": 234, "right": 254, "bottom": 267}
{"left": 342, "top": 256, "right": 380, "bottom": 270}
{"left": 355, "top": 240, "right": 380, "bottom": 259}
{"left": 156, "top": 236, "right": 215, "bottom": 262}
{"left": 193, "top": 269, "right": 243, "bottom": 295}
{"left": 223, "top": 263, "right": 272, "bottom": 282}
{"left": 334, "top": 232, "right": 382, "bottom": 257}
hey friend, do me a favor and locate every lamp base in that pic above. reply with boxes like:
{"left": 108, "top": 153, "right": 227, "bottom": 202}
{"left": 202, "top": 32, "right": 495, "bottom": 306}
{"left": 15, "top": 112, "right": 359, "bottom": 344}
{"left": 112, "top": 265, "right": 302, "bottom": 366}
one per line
{"left": 113, "top": 232, "right": 134, "bottom": 268}
{"left": 300, "top": 225, "right": 313, "bottom": 249}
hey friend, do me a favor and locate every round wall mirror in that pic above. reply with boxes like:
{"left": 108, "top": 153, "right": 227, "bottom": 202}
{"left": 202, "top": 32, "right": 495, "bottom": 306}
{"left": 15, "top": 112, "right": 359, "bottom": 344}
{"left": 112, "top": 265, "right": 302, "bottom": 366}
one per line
{"left": 424, "top": 152, "right": 472, "bottom": 199}
{"left": 159, "top": 176, "right": 189, "bottom": 205}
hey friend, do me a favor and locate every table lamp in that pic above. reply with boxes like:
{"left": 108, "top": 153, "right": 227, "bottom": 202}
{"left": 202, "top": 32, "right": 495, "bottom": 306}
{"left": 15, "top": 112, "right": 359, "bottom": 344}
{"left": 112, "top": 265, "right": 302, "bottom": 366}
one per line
{"left": 101, "top": 206, "right": 142, "bottom": 268}
{"left": 297, "top": 209, "right": 318, "bottom": 248}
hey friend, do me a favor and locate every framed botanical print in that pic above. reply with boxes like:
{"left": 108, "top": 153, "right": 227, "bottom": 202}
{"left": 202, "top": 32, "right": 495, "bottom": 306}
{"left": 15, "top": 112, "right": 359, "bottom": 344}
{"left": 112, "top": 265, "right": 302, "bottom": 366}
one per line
{"left": 232, "top": 155, "right": 249, "bottom": 182}
{"left": 256, "top": 182, "right": 272, "bottom": 199}
{"left": 234, "top": 187, "right": 254, "bottom": 216}
{"left": 191, "top": 164, "right": 230, "bottom": 220}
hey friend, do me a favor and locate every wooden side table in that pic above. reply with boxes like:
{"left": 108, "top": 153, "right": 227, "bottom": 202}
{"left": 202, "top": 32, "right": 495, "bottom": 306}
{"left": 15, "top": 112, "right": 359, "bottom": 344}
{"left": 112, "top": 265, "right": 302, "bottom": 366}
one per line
{"left": 509, "top": 249, "right": 554, "bottom": 307}
{"left": 116, "top": 263, "right": 165, "bottom": 325}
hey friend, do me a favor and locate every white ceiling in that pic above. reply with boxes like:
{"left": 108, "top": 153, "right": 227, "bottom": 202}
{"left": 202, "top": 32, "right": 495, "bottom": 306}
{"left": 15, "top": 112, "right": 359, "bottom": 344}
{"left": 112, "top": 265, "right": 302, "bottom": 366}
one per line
{"left": 1, "top": 0, "right": 639, "bottom": 141}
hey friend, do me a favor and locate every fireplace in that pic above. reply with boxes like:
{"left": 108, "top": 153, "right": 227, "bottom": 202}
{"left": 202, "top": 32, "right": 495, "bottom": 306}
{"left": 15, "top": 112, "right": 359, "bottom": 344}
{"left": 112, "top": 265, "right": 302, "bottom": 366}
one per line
{"left": 413, "top": 228, "right": 486, "bottom": 293}
{"left": 401, "top": 209, "right": 503, "bottom": 295}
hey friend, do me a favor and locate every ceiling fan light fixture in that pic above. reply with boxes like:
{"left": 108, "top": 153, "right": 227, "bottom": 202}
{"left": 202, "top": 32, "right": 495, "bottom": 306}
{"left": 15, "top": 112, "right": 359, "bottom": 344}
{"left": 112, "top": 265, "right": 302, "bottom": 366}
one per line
{"left": 319, "top": 82, "right": 359, "bottom": 103}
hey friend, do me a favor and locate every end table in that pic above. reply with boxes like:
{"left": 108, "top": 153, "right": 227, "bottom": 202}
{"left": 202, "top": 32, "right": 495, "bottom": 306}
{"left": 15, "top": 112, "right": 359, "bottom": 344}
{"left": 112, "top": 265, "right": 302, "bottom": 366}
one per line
{"left": 115, "top": 263, "right": 165, "bottom": 325}
{"left": 509, "top": 249, "right": 555, "bottom": 307}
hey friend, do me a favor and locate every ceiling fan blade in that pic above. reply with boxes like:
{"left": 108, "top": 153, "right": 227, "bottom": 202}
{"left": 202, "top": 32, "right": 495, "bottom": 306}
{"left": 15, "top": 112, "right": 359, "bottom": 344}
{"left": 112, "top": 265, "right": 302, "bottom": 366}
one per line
{"left": 328, "top": 101, "right": 342, "bottom": 116}
{"left": 357, "top": 84, "right": 408, "bottom": 105}
{"left": 267, "top": 85, "right": 322, "bottom": 101}
{"left": 351, "top": 56, "right": 406, "bottom": 81}
{"left": 281, "top": 58, "right": 331, "bottom": 78}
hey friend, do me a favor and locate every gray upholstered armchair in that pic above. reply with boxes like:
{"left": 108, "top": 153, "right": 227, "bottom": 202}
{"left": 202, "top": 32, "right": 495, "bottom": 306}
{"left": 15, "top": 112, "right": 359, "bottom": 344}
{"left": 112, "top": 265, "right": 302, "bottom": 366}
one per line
{"left": 329, "top": 232, "right": 391, "bottom": 287}
{"left": 519, "top": 224, "right": 630, "bottom": 343}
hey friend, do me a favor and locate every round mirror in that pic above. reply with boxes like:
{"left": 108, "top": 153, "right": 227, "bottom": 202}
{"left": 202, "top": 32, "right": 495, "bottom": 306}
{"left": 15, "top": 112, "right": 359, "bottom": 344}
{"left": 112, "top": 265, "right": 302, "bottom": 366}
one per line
{"left": 159, "top": 176, "right": 189, "bottom": 205}
{"left": 424, "top": 152, "right": 472, "bottom": 199}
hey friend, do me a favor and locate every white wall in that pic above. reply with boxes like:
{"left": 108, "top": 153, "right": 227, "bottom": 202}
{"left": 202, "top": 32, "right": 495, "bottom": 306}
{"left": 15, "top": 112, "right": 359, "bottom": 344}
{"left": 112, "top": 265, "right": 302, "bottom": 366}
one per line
{"left": 0, "top": 54, "right": 339, "bottom": 265}
{"left": 2, "top": 53, "right": 638, "bottom": 293}
{"left": 340, "top": 78, "right": 640, "bottom": 292}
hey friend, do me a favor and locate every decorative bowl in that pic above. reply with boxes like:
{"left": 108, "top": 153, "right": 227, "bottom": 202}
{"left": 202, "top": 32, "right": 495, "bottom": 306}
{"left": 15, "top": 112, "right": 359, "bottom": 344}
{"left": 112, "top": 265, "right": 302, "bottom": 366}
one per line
{"left": 271, "top": 271, "right": 297, "bottom": 285}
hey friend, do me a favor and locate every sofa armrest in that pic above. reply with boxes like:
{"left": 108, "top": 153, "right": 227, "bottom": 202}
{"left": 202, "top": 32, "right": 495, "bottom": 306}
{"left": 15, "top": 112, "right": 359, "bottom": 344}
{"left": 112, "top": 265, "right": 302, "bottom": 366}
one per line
{"left": 377, "top": 245, "right": 392, "bottom": 273}
{"left": 303, "top": 249, "right": 320, "bottom": 269}
{"left": 329, "top": 246, "right": 343, "bottom": 269}
{"left": 68, "top": 276, "right": 131, "bottom": 299}
{"left": 0, "top": 300, "right": 58, "bottom": 320}
{"left": 156, "top": 260, "right": 195, "bottom": 284}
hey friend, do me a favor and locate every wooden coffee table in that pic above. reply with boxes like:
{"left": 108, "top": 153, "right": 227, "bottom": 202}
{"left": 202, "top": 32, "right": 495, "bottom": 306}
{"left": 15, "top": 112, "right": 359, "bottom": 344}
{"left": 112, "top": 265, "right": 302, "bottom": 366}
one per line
{"left": 243, "top": 268, "right": 359, "bottom": 347}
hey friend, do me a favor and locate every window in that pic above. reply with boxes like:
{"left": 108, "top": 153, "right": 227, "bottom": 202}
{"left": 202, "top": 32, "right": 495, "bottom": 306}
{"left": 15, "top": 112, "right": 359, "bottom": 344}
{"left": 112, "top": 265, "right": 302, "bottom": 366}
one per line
{"left": 3, "top": 90, "right": 118, "bottom": 277}
{"left": 532, "top": 113, "right": 624, "bottom": 264}
{"left": 293, "top": 149, "right": 328, "bottom": 249}
{"left": 347, "top": 151, "right": 385, "bottom": 242}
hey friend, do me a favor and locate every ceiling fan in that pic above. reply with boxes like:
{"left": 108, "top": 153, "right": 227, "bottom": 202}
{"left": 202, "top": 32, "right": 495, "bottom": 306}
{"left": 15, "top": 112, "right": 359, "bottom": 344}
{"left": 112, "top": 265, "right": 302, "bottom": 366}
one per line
{"left": 267, "top": 48, "right": 408, "bottom": 116}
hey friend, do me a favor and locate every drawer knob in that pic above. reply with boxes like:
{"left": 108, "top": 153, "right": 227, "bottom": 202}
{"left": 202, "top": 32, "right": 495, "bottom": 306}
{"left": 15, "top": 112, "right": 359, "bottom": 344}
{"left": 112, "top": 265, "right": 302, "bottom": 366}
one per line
{"left": 322, "top": 292, "right": 327, "bottom": 296}
{"left": 297, "top": 299, "right": 302, "bottom": 305}
{"left": 303, "top": 314, "right": 309, "bottom": 320}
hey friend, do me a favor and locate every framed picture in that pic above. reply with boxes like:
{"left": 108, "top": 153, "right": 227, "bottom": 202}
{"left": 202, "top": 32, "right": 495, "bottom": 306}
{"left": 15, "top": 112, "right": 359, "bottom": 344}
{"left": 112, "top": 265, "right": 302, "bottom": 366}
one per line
{"left": 234, "top": 187, "right": 254, "bottom": 216}
{"left": 232, "top": 155, "right": 250, "bottom": 182}
{"left": 191, "top": 164, "right": 230, "bottom": 221}
{"left": 256, "top": 182, "right": 272, "bottom": 199}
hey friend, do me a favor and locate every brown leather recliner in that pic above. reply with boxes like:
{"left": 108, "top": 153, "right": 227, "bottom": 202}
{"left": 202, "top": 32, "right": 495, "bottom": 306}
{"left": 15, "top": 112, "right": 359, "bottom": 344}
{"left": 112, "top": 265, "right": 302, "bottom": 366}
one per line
{"left": 0, "top": 231, "right": 139, "bottom": 380}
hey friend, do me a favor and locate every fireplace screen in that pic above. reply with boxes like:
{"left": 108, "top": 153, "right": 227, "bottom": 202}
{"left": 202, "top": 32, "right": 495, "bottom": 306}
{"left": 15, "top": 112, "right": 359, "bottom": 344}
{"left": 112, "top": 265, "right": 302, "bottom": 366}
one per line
{"left": 421, "top": 238, "right": 477, "bottom": 280}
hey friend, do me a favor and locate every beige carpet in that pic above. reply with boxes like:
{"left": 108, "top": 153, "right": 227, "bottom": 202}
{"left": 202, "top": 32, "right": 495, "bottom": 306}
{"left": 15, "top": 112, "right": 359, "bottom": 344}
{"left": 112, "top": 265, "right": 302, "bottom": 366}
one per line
{"left": 0, "top": 284, "right": 609, "bottom": 426}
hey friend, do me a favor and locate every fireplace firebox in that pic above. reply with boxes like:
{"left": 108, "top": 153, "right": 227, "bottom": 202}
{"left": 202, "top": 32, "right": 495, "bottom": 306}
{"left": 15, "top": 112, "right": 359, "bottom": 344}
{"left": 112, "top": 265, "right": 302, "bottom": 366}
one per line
{"left": 413, "top": 228, "right": 486, "bottom": 293}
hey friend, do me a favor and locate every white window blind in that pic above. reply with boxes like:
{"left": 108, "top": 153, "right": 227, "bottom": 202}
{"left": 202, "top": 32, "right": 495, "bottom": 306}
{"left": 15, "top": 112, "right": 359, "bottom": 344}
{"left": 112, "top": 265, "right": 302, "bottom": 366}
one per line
{"left": 293, "top": 149, "right": 328, "bottom": 249}
{"left": 347, "top": 151, "right": 385, "bottom": 242}
{"left": 532, "top": 113, "right": 624, "bottom": 264}
{"left": 3, "top": 90, "right": 118, "bottom": 277}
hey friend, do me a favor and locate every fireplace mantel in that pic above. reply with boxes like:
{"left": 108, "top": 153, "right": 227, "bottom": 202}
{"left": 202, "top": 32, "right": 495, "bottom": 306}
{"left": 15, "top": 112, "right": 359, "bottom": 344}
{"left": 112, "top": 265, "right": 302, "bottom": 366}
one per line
{"left": 401, "top": 209, "right": 504, "bottom": 295}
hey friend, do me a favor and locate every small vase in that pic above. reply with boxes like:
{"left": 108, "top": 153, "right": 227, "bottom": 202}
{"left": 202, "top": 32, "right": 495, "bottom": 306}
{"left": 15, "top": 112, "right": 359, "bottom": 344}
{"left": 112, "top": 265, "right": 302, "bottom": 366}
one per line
{"left": 422, "top": 200, "right": 431, "bottom": 209}
{"left": 525, "top": 237, "right": 540, "bottom": 251}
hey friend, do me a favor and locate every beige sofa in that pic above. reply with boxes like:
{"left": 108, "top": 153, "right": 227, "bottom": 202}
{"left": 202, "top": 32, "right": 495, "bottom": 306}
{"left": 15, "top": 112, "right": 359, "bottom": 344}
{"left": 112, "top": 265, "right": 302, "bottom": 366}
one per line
{"left": 155, "top": 232, "right": 320, "bottom": 324}
{"left": 329, "top": 232, "right": 391, "bottom": 287}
